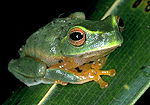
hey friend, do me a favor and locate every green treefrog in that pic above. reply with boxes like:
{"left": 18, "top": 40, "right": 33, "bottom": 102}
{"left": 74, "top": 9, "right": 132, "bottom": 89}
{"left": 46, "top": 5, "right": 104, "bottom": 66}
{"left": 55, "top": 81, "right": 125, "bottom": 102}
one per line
{"left": 8, "top": 12, "right": 123, "bottom": 89}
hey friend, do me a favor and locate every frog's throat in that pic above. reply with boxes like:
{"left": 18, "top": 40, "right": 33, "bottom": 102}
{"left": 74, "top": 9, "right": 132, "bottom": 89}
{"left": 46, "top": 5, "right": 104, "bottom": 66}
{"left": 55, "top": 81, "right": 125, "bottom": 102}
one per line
{"left": 75, "top": 44, "right": 120, "bottom": 58}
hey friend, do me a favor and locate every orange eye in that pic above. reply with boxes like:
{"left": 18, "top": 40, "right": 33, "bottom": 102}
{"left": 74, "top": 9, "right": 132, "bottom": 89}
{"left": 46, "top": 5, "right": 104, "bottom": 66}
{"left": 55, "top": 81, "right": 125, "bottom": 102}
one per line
{"left": 115, "top": 16, "right": 124, "bottom": 32}
{"left": 68, "top": 28, "right": 85, "bottom": 46}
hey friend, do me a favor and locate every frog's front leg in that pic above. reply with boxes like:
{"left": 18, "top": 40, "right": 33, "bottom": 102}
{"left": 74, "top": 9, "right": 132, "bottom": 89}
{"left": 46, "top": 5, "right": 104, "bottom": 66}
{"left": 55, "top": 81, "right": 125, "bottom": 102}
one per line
{"left": 70, "top": 56, "right": 116, "bottom": 89}
{"left": 8, "top": 57, "right": 53, "bottom": 86}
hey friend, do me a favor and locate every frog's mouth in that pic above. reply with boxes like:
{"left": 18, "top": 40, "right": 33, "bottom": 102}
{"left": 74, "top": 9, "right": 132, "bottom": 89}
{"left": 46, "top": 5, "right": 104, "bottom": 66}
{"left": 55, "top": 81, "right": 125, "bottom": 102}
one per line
{"left": 75, "top": 44, "right": 121, "bottom": 58}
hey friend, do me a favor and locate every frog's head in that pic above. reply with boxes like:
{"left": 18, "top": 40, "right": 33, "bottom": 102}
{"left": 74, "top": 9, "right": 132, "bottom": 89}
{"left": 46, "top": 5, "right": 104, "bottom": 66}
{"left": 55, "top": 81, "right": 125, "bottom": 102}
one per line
{"left": 60, "top": 15, "right": 123, "bottom": 58}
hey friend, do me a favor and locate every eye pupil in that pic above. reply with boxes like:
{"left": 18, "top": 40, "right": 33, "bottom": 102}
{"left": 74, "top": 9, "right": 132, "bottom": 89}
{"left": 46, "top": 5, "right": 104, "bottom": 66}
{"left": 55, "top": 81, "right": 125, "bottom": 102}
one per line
{"left": 69, "top": 32, "right": 83, "bottom": 41}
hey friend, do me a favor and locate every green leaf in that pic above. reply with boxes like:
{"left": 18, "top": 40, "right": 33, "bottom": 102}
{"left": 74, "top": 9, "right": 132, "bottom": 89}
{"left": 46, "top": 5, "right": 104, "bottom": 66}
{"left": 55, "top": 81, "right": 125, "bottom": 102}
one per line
{"left": 4, "top": 0, "right": 150, "bottom": 105}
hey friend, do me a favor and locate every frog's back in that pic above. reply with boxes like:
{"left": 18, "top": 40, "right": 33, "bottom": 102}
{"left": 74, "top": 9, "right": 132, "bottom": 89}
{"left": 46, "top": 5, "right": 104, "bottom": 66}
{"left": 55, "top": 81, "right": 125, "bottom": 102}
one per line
{"left": 22, "top": 19, "right": 66, "bottom": 66}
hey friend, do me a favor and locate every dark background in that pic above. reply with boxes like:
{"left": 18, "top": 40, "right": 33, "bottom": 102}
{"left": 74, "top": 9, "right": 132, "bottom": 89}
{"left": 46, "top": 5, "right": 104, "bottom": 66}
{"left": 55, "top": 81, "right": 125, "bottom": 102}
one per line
{"left": 3, "top": 1, "right": 149, "bottom": 104}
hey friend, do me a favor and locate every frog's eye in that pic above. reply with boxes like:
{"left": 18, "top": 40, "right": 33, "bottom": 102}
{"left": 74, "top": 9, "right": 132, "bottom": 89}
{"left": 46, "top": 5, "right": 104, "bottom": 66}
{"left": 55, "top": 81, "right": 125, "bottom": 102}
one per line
{"left": 115, "top": 16, "right": 124, "bottom": 32}
{"left": 68, "top": 28, "right": 85, "bottom": 46}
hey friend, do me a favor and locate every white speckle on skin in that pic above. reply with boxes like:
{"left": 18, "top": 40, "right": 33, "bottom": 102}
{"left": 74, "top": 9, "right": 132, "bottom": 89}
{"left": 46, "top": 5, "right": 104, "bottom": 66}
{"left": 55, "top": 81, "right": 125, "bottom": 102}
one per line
{"left": 98, "top": 63, "right": 101, "bottom": 66}
{"left": 59, "top": 66, "right": 62, "bottom": 68}
{"left": 89, "top": 75, "right": 94, "bottom": 78}
{"left": 56, "top": 70, "right": 62, "bottom": 74}
{"left": 66, "top": 74, "right": 74, "bottom": 80}
{"left": 50, "top": 46, "right": 56, "bottom": 54}
{"left": 35, "top": 31, "right": 40, "bottom": 34}
{"left": 95, "top": 33, "right": 99, "bottom": 39}
{"left": 51, "top": 22, "right": 54, "bottom": 26}
{"left": 80, "top": 76, "right": 86, "bottom": 80}
{"left": 39, "top": 66, "right": 44, "bottom": 73}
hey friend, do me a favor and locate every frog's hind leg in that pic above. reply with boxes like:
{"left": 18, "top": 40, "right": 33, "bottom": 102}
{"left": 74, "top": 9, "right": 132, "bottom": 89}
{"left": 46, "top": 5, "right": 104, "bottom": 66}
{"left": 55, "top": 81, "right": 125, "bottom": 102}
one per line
{"left": 8, "top": 57, "right": 53, "bottom": 86}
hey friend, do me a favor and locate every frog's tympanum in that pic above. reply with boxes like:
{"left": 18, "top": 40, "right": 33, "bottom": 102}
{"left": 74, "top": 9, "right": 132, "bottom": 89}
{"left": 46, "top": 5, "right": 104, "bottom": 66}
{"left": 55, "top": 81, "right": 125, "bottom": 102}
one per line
{"left": 8, "top": 12, "right": 123, "bottom": 89}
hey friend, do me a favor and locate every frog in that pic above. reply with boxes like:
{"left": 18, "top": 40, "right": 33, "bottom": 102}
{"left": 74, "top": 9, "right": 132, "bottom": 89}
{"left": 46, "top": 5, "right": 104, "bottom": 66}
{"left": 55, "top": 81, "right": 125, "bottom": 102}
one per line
{"left": 8, "top": 12, "right": 123, "bottom": 89}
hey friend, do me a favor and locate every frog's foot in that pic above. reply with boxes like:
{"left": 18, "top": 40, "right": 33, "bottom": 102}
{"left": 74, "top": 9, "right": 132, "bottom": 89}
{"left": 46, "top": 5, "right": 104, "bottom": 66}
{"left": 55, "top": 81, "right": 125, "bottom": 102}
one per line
{"left": 95, "top": 69, "right": 116, "bottom": 88}
{"left": 55, "top": 80, "right": 68, "bottom": 86}
{"left": 77, "top": 69, "right": 116, "bottom": 89}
